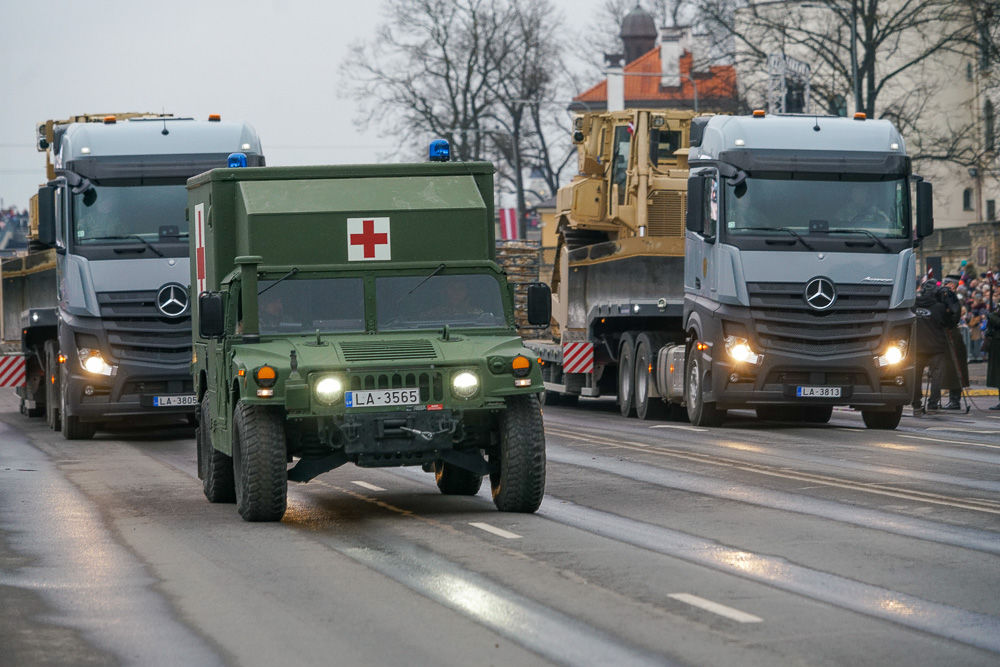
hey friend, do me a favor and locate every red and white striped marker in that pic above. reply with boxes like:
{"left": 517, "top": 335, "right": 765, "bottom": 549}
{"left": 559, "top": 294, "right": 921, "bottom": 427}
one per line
{"left": 562, "top": 342, "right": 593, "bottom": 374}
{"left": 0, "top": 355, "right": 26, "bottom": 388}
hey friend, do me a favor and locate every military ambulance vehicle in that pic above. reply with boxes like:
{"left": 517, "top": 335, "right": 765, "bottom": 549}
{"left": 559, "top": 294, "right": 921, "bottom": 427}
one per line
{"left": 190, "top": 155, "right": 550, "bottom": 521}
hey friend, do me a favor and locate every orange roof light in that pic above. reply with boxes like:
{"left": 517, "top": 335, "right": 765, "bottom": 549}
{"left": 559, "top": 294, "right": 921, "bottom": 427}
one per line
{"left": 752, "top": 109, "right": 766, "bottom": 117}
{"left": 208, "top": 114, "right": 221, "bottom": 121}
{"left": 854, "top": 112, "right": 866, "bottom": 120}
{"left": 103, "top": 115, "right": 116, "bottom": 124}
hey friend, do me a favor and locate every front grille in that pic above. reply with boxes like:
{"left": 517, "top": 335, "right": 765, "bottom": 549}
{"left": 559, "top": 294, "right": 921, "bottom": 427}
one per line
{"left": 339, "top": 339, "right": 438, "bottom": 362}
{"left": 746, "top": 282, "right": 893, "bottom": 357}
{"left": 348, "top": 371, "right": 445, "bottom": 403}
{"left": 647, "top": 190, "right": 686, "bottom": 237}
{"left": 97, "top": 291, "right": 191, "bottom": 364}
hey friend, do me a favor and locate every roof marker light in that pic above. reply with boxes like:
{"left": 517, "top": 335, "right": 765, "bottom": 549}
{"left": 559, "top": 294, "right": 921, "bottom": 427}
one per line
{"left": 429, "top": 139, "right": 451, "bottom": 162}
{"left": 81, "top": 147, "right": 91, "bottom": 154}
{"left": 735, "top": 139, "right": 746, "bottom": 146}
{"left": 890, "top": 143, "right": 899, "bottom": 150}
{"left": 103, "top": 115, "right": 116, "bottom": 124}
{"left": 241, "top": 143, "right": 251, "bottom": 150}
{"left": 854, "top": 112, "right": 866, "bottom": 120}
{"left": 752, "top": 110, "right": 766, "bottom": 117}
{"left": 208, "top": 114, "right": 221, "bottom": 121}
{"left": 228, "top": 152, "right": 248, "bottom": 168}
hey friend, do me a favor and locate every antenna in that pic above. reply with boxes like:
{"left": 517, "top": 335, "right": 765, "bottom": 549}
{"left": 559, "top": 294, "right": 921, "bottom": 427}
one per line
{"left": 161, "top": 108, "right": 169, "bottom": 135}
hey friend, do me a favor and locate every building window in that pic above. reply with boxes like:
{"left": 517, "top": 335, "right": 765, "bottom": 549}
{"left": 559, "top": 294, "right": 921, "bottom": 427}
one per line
{"left": 828, "top": 94, "right": 847, "bottom": 117}
{"left": 968, "top": 62, "right": 974, "bottom": 81}
{"left": 963, "top": 188, "right": 974, "bottom": 211}
{"left": 986, "top": 100, "right": 995, "bottom": 152}
{"left": 988, "top": 199, "right": 997, "bottom": 221}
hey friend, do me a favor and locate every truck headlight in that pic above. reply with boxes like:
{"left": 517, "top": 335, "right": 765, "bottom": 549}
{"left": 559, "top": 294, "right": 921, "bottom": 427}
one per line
{"left": 314, "top": 376, "right": 344, "bottom": 404}
{"left": 724, "top": 336, "right": 760, "bottom": 364}
{"left": 876, "top": 340, "right": 908, "bottom": 367}
{"left": 451, "top": 371, "right": 479, "bottom": 399}
{"left": 77, "top": 348, "right": 114, "bottom": 376}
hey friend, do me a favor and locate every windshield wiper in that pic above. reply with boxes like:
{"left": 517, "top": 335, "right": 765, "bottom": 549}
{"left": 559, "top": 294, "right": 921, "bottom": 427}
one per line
{"left": 85, "top": 234, "right": 164, "bottom": 257}
{"left": 258, "top": 268, "right": 299, "bottom": 295}
{"left": 738, "top": 227, "right": 815, "bottom": 251}
{"left": 395, "top": 263, "right": 446, "bottom": 305}
{"left": 828, "top": 228, "right": 891, "bottom": 252}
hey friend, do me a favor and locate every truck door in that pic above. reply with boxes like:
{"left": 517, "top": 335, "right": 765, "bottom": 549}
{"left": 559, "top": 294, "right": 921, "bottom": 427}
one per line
{"left": 610, "top": 125, "right": 632, "bottom": 211}
{"left": 685, "top": 172, "right": 718, "bottom": 299}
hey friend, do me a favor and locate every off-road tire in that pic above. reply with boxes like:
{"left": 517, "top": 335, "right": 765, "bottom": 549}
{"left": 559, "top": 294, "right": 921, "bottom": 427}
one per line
{"left": 200, "top": 394, "right": 236, "bottom": 503}
{"left": 60, "top": 362, "right": 96, "bottom": 440}
{"left": 434, "top": 461, "right": 483, "bottom": 495}
{"left": 635, "top": 333, "right": 669, "bottom": 420}
{"left": 490, "top": 394, "right": 545, "bottom": 513}
{"left": 44, "top": 341, "right": 60, "bottom": 431}
{"left": 618, "top": 333, "right": 637, "bottom": 418}
{"left": 232, "top": 400, "right": 287, "bottom": 521}
{"left": 861, "top": 406, "right": 902, "bottom": 430}
{"left": 685, "top": 338, "right": 726, "bottom": 427}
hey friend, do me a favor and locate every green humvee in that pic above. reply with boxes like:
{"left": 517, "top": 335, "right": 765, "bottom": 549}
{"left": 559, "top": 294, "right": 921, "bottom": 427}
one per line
{"left": 188, "top": 161, "right": 551, "bottom": 521}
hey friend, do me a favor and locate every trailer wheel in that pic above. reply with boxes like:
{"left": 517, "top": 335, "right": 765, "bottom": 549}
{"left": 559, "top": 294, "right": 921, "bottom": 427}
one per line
{"left": 685, "top": 338, "right": 726, "bottom": 427}
{"left": 232, "top": 400, "right": 287, "bottom": 521}
{"left": 59, "top": 363, "right": 97, "bottom": 440}
{"left": 635, "top": 333, "right": 668, "bottom": 420}
{"left": 434, "top": 461, "right": 483, "bottom": 495}
{"left": 199, "top": 394, "right": 236, "bottom": 503}
{"left": 618, "top": 333, "right": 637, "bottom": 418}
{"left": 489, "top": 394, "right": 545, "bottom": 513}
{"left": 861, "top": 406, "right": 902, "bottom": 430}
{"left": 44, "top": 341, "right": 61, "bottom": 431}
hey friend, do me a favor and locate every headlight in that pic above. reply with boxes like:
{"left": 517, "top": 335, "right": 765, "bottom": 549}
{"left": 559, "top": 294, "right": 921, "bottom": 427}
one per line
{"left": 876, "top": 340, "right": 908, "bottom": 367}
{"left": 314, "top": 376, "right": 344, "bottom": 404}
{"left": 724, "top": 336, "right": 760, "bottom": 364}
{"left": 77, "top": 348, "right": 114, "bottom": 376}
{"left": 451, "top": 371, "right": 479, "bottom": 399}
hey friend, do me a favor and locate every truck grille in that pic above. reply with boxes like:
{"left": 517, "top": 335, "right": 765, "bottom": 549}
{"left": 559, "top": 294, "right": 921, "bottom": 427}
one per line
{"left": 97, "top": 291, "right": 191, "bottom": 364}
{"left": 348, "top": 370, "right": 445, "bottom": 403}
{"left": 339, "top": 339, "right": 438, "bottom": 362}
{"left": 647, "top": 191, "right": 686, "bottom": 237}
{"left": 746, "top": 282, "right": 893, "bottom": 357}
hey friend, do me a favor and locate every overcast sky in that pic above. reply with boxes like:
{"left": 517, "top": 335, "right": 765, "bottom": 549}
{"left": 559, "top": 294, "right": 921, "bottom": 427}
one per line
{"left": 0, "top": 0, "right": 606, "bottom": 210}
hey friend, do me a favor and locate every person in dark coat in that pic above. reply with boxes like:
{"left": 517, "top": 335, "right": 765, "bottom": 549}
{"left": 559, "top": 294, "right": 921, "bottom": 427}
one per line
{"left": 912, "top": 282, "right": 949, "bottom": 411}
{"left": 940, "top": 276, "right": 969, "bottom": 409}
{"left": 986, "top": 308, "right": 1000, "bottom": 410}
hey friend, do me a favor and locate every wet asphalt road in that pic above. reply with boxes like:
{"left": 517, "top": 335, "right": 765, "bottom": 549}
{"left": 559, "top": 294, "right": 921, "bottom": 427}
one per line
{"left": 2, "top": 390, "right": 999, "bottom": 667}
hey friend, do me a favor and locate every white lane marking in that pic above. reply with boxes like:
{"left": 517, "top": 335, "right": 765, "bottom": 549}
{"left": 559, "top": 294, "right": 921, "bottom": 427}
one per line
{"left": 898, "top": 434, "right": 1000, "bottom": 451}
{"left": 469, "top": 522, "right": 522, "bottom": 539}
{"left": 668, "top": 593, "right": 763, "bottom": 624}
{"left": 650, "top": 425, "right": 709, "bottom": 432}
{"left": 925, "top": 427, "right": 1000, "bottom": 434}
{"left": 351, "top": 481, "right": 386, "bottom": 492}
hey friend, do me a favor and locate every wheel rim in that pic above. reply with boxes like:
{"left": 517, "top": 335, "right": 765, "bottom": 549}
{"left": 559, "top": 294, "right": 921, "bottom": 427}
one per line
{"left": 636, "top": 348, "right": 648, "bottom": 405}
{"left": 688, "top": 356, "right": 700, "bottom": 408}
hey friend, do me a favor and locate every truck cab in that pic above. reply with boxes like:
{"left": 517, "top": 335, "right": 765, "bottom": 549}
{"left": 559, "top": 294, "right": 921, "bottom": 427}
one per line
{"left": 681, "top": 113, "right": 934, "bottom": 429}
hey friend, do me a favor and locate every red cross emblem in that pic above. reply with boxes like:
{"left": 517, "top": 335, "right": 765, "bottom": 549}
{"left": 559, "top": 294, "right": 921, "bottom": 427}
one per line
{"left": 347, "top": 217, "right": 391, "bottom": 261}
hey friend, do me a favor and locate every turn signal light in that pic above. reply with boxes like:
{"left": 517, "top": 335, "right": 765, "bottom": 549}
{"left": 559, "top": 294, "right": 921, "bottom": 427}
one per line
{"left": 512, "top": 355, "right": 531, "bottom": 377}
{"left": 254, "top": 365, "right": 277, "bottom": 388}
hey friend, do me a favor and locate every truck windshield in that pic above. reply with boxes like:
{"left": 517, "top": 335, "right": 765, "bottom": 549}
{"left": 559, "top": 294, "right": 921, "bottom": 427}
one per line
{"left": 256, "top": 277, "right": 365, "bottom": 334}
{"left": 376, "top": 274, "right": 505, "bottom": 331}
{"left": 724, "top": 174, "right": 909, "bottom": 239}
{"left": 73, "top": 182, "right": 188, "bottom": 244}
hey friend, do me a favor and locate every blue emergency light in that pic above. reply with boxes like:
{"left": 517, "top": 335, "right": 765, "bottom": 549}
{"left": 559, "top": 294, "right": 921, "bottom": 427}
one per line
{"left": 429, "top": 140, "right": 450, "bottom": 162}
{"left": 228, "top": 152, "right": 248, "bottom": 168}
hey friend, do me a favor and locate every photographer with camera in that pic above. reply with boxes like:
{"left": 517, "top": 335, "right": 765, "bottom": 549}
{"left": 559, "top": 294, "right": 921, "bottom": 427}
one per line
{"left": 912, "top": 281, "right": 949, "bottom": 412}
{"left": 940, "top": 276, "right": 969, "bottom": 410}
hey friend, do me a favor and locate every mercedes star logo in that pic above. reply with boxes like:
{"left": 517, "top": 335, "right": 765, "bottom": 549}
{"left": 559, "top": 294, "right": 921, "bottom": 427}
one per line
{"left": 156, "top": 284, "right": 189, "bottom": 317}
{"left": 803, "top": 277, "right": 836, "bottom": 311}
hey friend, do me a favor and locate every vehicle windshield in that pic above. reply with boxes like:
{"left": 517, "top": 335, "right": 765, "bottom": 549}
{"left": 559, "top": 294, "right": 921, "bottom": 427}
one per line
{"left": 724, "top": 174, "right": 909, "bottom": 239}
{"left": 376, "top": 274, "right": 506, "bottom": 331}
{"left": 73, "top": 182, "right": 188, "bottom": 244}
{"left": 256, "top": 277, "right": 365, "bottom": 334}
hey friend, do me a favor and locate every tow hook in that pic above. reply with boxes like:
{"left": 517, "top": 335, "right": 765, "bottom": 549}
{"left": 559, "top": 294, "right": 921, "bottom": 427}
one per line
{"left": 400, "top": 419, "right": 458, "bottom": 442}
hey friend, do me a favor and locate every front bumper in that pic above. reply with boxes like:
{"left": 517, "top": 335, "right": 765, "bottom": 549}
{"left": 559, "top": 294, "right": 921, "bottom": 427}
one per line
{"left": 61, "top": 357, "right": 195, "bottom": 421}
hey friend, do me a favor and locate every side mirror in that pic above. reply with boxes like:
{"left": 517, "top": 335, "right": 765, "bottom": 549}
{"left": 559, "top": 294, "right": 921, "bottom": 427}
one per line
{"left": 36, "top": 186, "right": 56, "bottom": 247}
{"left": 686, "top": 175, "right": 705, "bottom": 233}
{"left": 198, "top": 292, "right": 225, "bottom": 339}
{"left": 525, "top": 282, "right": 551, "bottom": 326}
{"left": 916, "top": 180, "right": 934, "bottom": 238}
